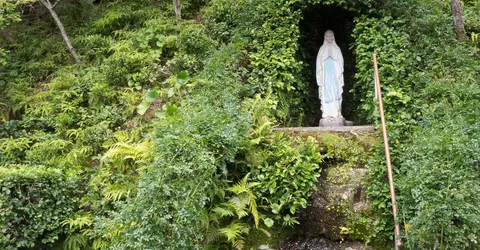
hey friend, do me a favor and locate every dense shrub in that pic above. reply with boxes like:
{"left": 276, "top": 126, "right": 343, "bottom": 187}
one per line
{"left": 398, "top": 109, "right": 480, "bottom": 249}
{"left": 249, "top": 134, "right": 322, "bottom": 226}
{"left": 354, "top": 1, "right": 480, "bottom": 247}
{"left": 108, "top": 44, "right": 251, "bottom": 249}
{"left": 0, "top": 165, "right": 79, "bottom": 249}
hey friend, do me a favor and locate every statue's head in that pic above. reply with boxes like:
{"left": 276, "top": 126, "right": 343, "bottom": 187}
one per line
{"left": 324, "top": 30, "right": 335, "bottom": 44}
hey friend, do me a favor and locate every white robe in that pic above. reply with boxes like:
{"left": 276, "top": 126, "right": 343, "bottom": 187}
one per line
{"left": 316, "top": 42, "right": 344, "bottom": 118}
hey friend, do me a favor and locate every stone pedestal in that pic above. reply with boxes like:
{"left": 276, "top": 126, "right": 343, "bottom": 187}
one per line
{"left": 319, "top": 117, "right": 350, "bottom": 127}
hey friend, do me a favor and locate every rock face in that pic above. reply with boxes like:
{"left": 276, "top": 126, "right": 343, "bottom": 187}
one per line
{"left": 279, "top": 166, "right": 374, "bottom": 250}
{"left": 275, "top": 131, "right": 378, "bottom": 250}
{"left": 280, "top": 235, "right": 374, "bottom": 250}
{"left": 300, "top": 167, "right": 371, "bottom": 240}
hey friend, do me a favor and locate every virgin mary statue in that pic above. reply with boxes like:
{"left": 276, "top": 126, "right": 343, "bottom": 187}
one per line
{"left": 316, "top": 30, "right": 344, "bottom": 119}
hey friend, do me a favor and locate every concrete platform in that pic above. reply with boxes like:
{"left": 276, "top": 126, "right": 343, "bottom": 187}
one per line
{"left": 273, "top": 125, "right": 376, "bottom": 132}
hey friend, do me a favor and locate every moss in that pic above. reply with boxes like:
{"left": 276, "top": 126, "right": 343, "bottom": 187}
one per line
{"left": 243, "top": 227, "right": 293, "bottom": 250}
{"left": 265, "top": 131, "right": 381, "bottom": 246}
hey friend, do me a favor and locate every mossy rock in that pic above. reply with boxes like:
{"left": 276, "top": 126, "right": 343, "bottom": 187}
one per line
{"left": 281, "top": 132, "right": 377, "bottom": 243}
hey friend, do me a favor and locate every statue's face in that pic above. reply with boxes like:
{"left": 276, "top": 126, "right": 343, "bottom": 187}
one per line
{"left": 325, "top": 33, "right": 334, "bottom": 44}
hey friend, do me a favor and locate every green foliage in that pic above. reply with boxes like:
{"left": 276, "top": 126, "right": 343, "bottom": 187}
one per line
{"left": 207, "top": 174, "right": 262, "bottom": 250}
{"left": 351, "top": 1, "right": 480, "bottom": 247}
{"left": 249, "top": 134, "right": 322, "bottom": 226}
{"left": 352, "top": 15, "right": 417, "bottom": 130}
{"left": 136, "top": 70, "right": 190, "bottom": 116}
{"left": 351, "top": 15, "right": 419, "bottom": 242}
{"left": 107, "top": 42, "right": 251, "bottom": 249}
{"left": 111, "top": 96, "right": 249, "bottom": 249}
{"left": 0, "top": 0, "right": 34, "bottom": 28}
{"left": 242, "top": 94, "right": 323, "bottom": 228}
{"left": 1, "top": 0, "right": 480, "bottom": 249}
{"left": 0, "top": 165, "right": 78, "bottom": 249}
{"left": 398, "top": 109, "right": 480, "bottom": 249}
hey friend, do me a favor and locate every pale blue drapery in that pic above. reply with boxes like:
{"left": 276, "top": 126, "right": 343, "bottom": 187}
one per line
{"left": 323, "top": 58, "right": 341, "bottom": 103}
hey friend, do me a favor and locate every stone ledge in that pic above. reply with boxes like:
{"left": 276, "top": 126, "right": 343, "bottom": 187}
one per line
{"left": 273, "top": 125, "right": 375, "bottom": 132}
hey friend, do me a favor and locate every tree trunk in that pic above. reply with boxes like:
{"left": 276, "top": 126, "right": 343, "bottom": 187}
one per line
{"left": 451, "top": 0, "right": 467, "bottom": 41}
{"left": 172, "top": 0, "right": 181, "bottom": 22}
{"left": 39, "top": 0, "right": 82, "bottom": 63}
{"left": 1, "top": 29, "right": 15, "bottom": 44}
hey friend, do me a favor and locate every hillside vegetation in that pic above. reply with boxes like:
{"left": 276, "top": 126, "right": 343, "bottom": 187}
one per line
{"left": 0, "top": 0, "right": 479, "bottom": 249}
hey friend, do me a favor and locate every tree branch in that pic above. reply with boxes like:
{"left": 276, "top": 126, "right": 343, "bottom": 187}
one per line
{"left": 52, "top": 0, "right": 61, "bottom": 9}
{"left": 1, "top": 29, "right": 16, "bottom": 44}
{"left": 39, "top": 0, "right": 82, "bottom": 63}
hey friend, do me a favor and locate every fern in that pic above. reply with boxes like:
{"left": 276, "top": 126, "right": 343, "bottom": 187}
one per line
{"left": 232, "top": 238, "right": 245, "bottom": 250}
{"left": 226, "top": 173, "right": 260, "bottom": 227}
{"left": 102, "top": 182, "right": 134, "bottom": 202}
{"left": 0, "top": 137, "right": 31, "bottom": 158}
{"left": 212, "top": 206, "right": 235, "bottom": 218}
{"left": 92, "top": 238, "right": 110, "bottom": 250}
{"left": 208, "top": 174, "right": 265, "bottom": 249}
{"left": 218, "top": 222, "right": 249, "bottom": 242}
{"left": 101, "top": 130, "right": 153, "bottom": 174}
{"left": 63, "top": 233, "right": 88, "bottom": 250}
{"left": 61, "top": 212, "right": 93, "bottom": 230}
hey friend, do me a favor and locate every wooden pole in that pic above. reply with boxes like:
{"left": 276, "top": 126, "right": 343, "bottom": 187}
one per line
{"left": 373, "top": 54, "right": 402, "bottom": 249}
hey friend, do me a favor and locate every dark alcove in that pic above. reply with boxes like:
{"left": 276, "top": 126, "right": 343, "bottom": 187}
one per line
{"left": 299, "top": 5, "right": 357, "bottom": 126}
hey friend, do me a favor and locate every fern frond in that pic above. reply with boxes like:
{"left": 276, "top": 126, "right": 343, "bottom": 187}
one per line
{"left": 63, "top": 233, "right": 87, "bottom": 250}
{"left": 258, "top": 227, "right": 272, "bottom": 238}
{"left": 205, "top": 227, "right": 224, "bottom": 244}
{"left": 250, "top": 198, "right": 259, "bottom": 228}
{"left": 92, "top": 238, "right": 110, "bottom": 250}
{"left": 61, "top": 213, "right": 93, "bottom": 230}
{"left": 233, "top": 238, "right": 245, "bottom": 250}
{"left": 102, "top": 182, "right": 133, "bottom": 201}
{"left": 212, "top": 206, "right": 235, "bottom": 218}
{"left": 228, "top": 196, "right": 246, "bottom": 210}
{"left": 217, "top": 222, "right": 249, "bottom": 242}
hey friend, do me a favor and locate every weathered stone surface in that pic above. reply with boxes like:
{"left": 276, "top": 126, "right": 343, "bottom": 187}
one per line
{"left": 273, "top": 126, "right": 375, "bottom": 133}
{"left": 279, "top": 235, "right": 374, "bottom": 250}
{"left": 319, "top": 117, "right": 347, "bottom": 127}
{"left": 274, "top": 131, "right": 377, "bottom": 249}
{"left": 296, "top": 166, "right": 372, "bottom": 241}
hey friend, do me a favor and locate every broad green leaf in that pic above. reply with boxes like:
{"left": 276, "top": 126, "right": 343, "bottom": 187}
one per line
{"left": 154, "top": 110, "right": 165, "bottom": 119}
{"left": 165, "top": 104, "right": 177, "bottom": 116}
{"left": 263, "top": 218, "right": 274, "bottom": 228}
{"left": 177, "top": 71, "right": 188, "bottom": 84}
{"left": 145, "top": 90, "right": 159, "bottom": 103}
{"left": 137, "top": 100, "right": 150, "bottom": 115}
{"left": 168, "top": 88, "right": 175, "bottom": 97}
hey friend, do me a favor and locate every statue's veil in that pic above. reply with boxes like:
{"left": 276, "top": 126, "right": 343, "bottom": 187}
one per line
{"left": 315, "top": 30, "right": 345, "bottom": 117}
{"left": 317, "top": 30, "right": 342, "bottom": 64}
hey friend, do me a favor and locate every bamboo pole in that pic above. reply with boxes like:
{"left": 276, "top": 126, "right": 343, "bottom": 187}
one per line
{"left": 373, "top": 54, "right": 402, "bottom": 249}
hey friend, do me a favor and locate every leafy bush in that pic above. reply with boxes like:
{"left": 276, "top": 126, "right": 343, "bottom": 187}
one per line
{"left": 354, "top": 1, "right": 480, "bottom": 247}
{"left": 398, "top": 110, "right": 480, "bottom": 249}
{"left": 249, "top": 134, "right": 322, "bottom": 226}
{"left": 107, "top": 43, "right": 251, "bottom": 249}
{"left": 110, "top": 97, "right": 250, "bottom": 249}
{"left": 0, "top": 165, "right": 79, "bottom": 249}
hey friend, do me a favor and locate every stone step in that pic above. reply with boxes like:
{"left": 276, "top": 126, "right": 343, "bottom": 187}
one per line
{"left": 273, "top": 125, "right": 375, "bottom": 133}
